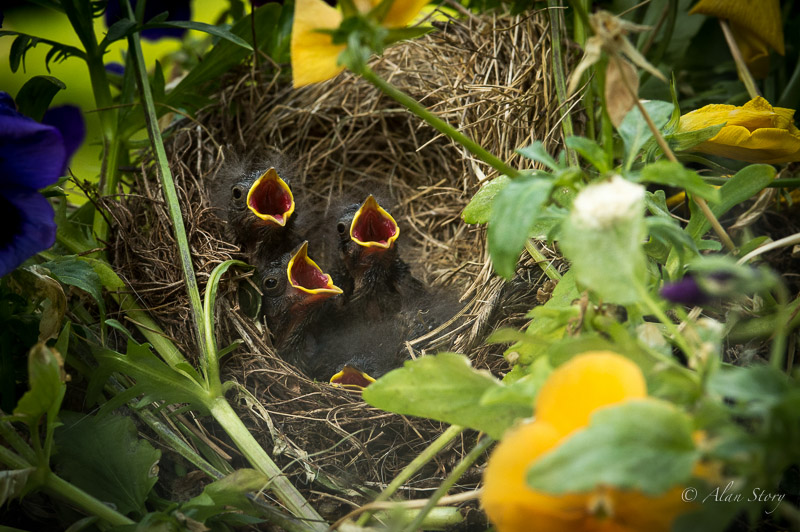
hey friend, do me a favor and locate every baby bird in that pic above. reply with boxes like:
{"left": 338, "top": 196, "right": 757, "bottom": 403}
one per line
{"left": 308, "top": 315, "right": 408, "bottom": 386}
{"left": 222, "top": 156, "right": 302, "bottom": 264}
{"left": 334, "top": 195, "right": 425, "bottom": 317}
{"left": 259, "top": 241, "right": 343, "bottom": 371}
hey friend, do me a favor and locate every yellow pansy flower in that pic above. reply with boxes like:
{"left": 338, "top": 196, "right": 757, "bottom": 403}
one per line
{"left": 678, "top": 97, "right": 800, "bottom": 164}
{"left": 481, "top": 352, "right": 695, "bottom": 532}
{"left": 690, "top": 0, "right": 784, "bottom": 77}
{"left": 291, "top": 0, "right": 429, "bottom": 87}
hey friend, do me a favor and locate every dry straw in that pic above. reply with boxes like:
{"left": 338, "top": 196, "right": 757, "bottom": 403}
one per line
{"left": 107, "top": 10, "right": 570, "bottom": 520}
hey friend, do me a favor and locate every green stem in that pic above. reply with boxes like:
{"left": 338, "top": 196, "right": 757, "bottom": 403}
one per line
{"left": 719, "top": 19, "right": 761, "bottom": 100}
{"left": 123, "top": 0, "right": 209, "bottom": 362}
{"left": 0, "top": 419, "right": 37, "bottom": 464}
{"left": 43, "top": 472, "right": 135, "bottom": 526}
{"left": 548, "top": 0, "right": 579, "bottom": 167}
{"left": 0, "top": 441, "right": 30, "bottom": 469}
{"left": 596, "top": 57, "right": 615, "bottom": 165}
{"left": 359, "top": 66, "right": 521, "bottom": 179}
{"left": 635, "top": 282, "right": 693, "bottom": 358}
{"left": 208, "top": 398, "right": 327, "bottom": 530}
{"left": 525, "top": 240, "right": 562, "bottom": 282}
{"left": 402, "top": 436, "right": 493, "bottom": 532}
{"left": 700, "top": 176, "right": 800, "bottom": 188}
{"left": 356, "top": 425, "right": 464, "bottom": 526}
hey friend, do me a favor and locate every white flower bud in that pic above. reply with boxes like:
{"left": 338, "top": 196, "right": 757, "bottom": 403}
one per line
{"left": 571, "top": 175, "right": 645, "bottom": 230}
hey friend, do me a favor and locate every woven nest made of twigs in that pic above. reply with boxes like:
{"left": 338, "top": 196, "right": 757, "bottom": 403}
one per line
{"left": 106, "top": 10, "right": 570, "bottom": 522}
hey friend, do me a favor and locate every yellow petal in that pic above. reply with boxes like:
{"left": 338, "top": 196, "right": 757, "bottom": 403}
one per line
{"left": 690, "top": 0, "right": 784, "bottom": 55}
{"left": 291, "top": 0, "right": 346, "bottom": 87}
{"left": 380, "top": 0, "right": 430, "bottom": 28}
{"left": 535, "top": 351, "right": 647, "bottom": 437}
{"left": 482, "top": 421, "right": 591, "bottom": 532}
{"left": 679, "top": 97, "right": 800, "bottom": 163}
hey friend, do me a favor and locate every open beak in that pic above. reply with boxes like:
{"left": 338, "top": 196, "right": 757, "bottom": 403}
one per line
{"left": 287, "top": 242, "right": 343, "bottom": 296}
{"left": 330, "top": 365, "right": 376, "bottom": 390}
{"left": 350, "top": 195, "right": 399, "bottom": 249}
{"left": 246, "top": 168, "right": 295, "bottom": 226}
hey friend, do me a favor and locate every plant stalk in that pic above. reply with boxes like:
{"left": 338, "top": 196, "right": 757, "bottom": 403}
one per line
{"left": 548, "top": 0, "right": 579, "bottom": 166}
{"left": 402, "top": 436, "right": 494, "bottom": 532}
{"left": 43, "top": 471, "right": 135, "bottom": 526}
{"left": 208, "top": 398, "right": 327, "bottom": 530}
{"left": 123, "top": 0, "right": 209, "bottom": 362}
{"left": 356, "top": 424, "right": 464, "bottom": 526}
{"left": 719, "top": 19, "right": 761, "bottom": 100}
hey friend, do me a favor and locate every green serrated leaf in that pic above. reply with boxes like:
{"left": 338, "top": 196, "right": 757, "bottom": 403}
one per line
{"left": 363, "top": 352, "right": 531, "bottom": 439}
{"left": 12, "top": 343, "right": 66, "bottom": 429}
{"left": 54, "top": 412, "right": 161, "bottom": 516}
{"left": 618, "top": 100, "right": 673, "bottom": 170}
{"left": 41, "top": 256, "right": 106, "bottom": 320}
{"left": 637, "top": 161, "right": 720, "bottom": 202}
{"left": 461, "top": 175, "right": 511, "bottom": 224}
{"left": 565, "top": 136, "right": 610, "bottom": 173}
{"left": 101, "top": 18, "right": 138, "bottom": 50}
{"left": 10, "top": 34, "right": 31, "bottom": 73}
{"left": 527, "top": 399, "right": 697, "bottom": 495}
{"left": 488, "top": 177, "right": 553, "bottom": 279}
{"left": 15, "top": 75, "right": 66, "bottom": 121}
{"left": 516, "top": 141, "right": 560, "bottom": 171}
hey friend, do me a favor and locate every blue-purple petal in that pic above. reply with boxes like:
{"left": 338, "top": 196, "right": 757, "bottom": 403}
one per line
{"left": 661, "top": 276, "right": 709, "bottom": 306}
{"left": 105, "top": 62, "right": 126, "bottom": 76}
{"left": 0, "top": 187, "right": 57, "bottom": 278}
{"left": 42, "top": 105, "right": 86, "bottom": 167}
{"left": 105, "top": 0, "right": 192, "bottom": 41}
{"left": 0, "top": 103, "right": 66, "bottom": 189}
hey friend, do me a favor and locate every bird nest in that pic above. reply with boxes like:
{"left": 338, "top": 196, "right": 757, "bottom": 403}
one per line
{"left": 107, "top": 10, "right": 569, "bottom": 522}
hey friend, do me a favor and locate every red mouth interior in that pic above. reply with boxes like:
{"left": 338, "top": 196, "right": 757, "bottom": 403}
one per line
{"left": 249, "top": 179, "right": 292, "bottom": 222}
{"left": 332, "top": 367, "right": 373, "bottom": 388}
{"left": 290, "top": 256, "right": 330, "bottom": 290}
{"left": 353, "top": 209, "right": 397, "bottom": 245}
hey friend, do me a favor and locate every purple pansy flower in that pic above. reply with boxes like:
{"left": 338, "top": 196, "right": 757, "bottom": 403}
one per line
{"left": 0, "top": 92, "right": 85, "bottom": 278}
{"left": 661, "top": 276, "right": 709, "bottom": 306}
{"left": 105, "top": 0, "right": 192, "bottom": 41}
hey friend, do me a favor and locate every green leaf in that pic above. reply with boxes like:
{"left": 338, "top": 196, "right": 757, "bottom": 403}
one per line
{"left": 0, "top": 30, "right": 87, "bottom": 72}
{"left": 91, "top": 339, "right": 208, "bottom": 412}
{"left": 516, "top": 141, "right": 560, "bottom": 171}
{"left": 708, "top": 366, "right": 790, "bottom": 412}
{"left": 9, "top": 266, "right": 66, "bottom": 342}
{"left": 668, "top": 123, "right": 725, "bottom": 152}
{"left": 54, "top": 412, "right": 161, "bottom": 516}
{"left": 645, "top": 216, "right": 698, "bottom": 266}
{"left": 363, "top": 352, "right": 531, "bottom": 439}
{"left": 182, "top": 469, "right": 268, "bottom": 522}
{"left": 527, "top": 399, "right": 697, "bottom": 495}
{"left": 618, "top": 100, "right": 673, "bottom": 170}
{"left": 565, "top": 136, "right": 610, "bottom": 173}
{"left": 41, "top": 256, "right": 106, "bottom": 320}
{"left": 488, "top": 176, "right": 553, "bottom": 279}
{"left": 142, "top": 21, "right": 253, "bottom": 50}
{"left": 12, "top": 343, "right": 66, "bottom": 429}
{"left": 637, "top": 161, "right": 720, "bottom": 202}
{"left": 666, "top": 164, "right": 776, "bottom": 277}
{"left": 0, "top": 469, "right": 36, "bottom": 505}
{"left": 99, "top": 18, "right": 138, "bottom": 50}
{"left": 461, "top": 175, "right": 511, "bottom": 224}
{"left": 14, "top": 75, "right": 65, "bottom": 121}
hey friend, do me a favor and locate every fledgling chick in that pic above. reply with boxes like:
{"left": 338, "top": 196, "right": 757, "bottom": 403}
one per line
{"left": 308, "top": 316, "right": 408, "bottom": 385}
{"left": 259, "top": 241, "right": 343, "bottom": 371}
{"left": 220, "top": 154, "right": 302, "bottom": 264}
{"left": 333, "top": 195, "right": 425, "bottom": 317}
